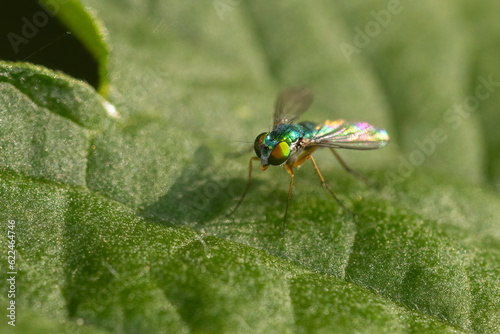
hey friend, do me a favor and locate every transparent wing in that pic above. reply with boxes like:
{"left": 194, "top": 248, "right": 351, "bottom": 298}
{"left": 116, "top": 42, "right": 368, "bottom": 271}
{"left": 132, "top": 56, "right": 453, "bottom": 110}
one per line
{"left": 310, "top": 120, "right": 390, "bottom": 150}
{"left": 273, "top": 87, "right": 314, "bottom": 127}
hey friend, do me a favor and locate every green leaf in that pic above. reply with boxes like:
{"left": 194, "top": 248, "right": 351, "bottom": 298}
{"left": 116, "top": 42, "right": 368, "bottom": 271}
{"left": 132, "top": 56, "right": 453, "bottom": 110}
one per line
{"left": 39, "top": 0, "right": 110, "bottom": 94}
{"left": 1, "top": 0, "right": 500, "bottom": 333}
{"left": 1, "top": 0, "right": 109, "bottom": 94}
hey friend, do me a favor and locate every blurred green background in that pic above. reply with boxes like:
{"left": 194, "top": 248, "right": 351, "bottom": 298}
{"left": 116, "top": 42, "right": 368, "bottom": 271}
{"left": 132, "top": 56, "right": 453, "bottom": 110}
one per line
{"left": 1, "top": 0, "right": 500, "bottom": 333}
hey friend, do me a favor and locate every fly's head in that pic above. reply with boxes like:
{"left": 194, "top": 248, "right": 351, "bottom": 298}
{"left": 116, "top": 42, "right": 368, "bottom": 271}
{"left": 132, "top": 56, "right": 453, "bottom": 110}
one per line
{"left": 254, "top": 132, "right": 291, "bottom": 170}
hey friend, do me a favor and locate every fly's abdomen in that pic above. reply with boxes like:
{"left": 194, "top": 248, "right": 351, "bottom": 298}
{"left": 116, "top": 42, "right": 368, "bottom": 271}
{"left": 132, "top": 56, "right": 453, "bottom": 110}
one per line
{"left": 298, "top": 121, "right": 329, "bottom": 140}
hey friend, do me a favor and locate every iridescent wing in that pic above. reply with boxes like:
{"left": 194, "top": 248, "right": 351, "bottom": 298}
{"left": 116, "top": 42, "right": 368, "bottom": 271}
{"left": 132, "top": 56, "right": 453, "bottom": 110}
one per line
{"left": 308, "top": 119, "right": 389, "bottom": 150}
{"left": 273, "top": 87, "right": 314, "bottom": 127}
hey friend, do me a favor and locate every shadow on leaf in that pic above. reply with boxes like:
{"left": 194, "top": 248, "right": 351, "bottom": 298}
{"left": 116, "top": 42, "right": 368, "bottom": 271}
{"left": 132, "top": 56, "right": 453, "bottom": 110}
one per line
{"left": 140, "top": 145, "right": 259, "bottom": 228}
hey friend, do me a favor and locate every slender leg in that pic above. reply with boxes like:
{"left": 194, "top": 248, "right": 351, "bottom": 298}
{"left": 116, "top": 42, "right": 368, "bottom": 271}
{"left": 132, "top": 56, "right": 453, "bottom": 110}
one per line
{"left": 330, "top": 148, "right": 377, "bottom": 187}
{"left": 309, "top": 155, "right": 354, "bottom": 216}
{"left": 283, "top": 165, "right": 295, "bottom": 236}
{"left": 227, "top": 157, "right": 260, "bottom": 217}
{"left": 280, "top": 152, "right": 313, "bottom": 236}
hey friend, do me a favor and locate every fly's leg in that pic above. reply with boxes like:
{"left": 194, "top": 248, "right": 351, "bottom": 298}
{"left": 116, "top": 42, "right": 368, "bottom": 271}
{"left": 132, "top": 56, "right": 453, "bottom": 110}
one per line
{"left": 281, "top": 152, "right": 316, "bottom": 236}
{"left": 330, "top": 148, "right": 377, "bottom": 187}
{"left": 283, "top": 165, "right": 295, "bottom": 236}
{"left": 309, "top": 155, "right": 354, "bottom": 216}
{"left": 227, "top": 157, "right": 260, "bottom": 217}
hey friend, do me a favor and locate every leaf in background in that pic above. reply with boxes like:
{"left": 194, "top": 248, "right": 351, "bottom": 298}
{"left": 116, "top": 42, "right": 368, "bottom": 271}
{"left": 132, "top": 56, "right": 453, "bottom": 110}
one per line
{"left": 1, "top": 0, "right": 109, "bottom": 93}
{"left": 40, "top": 0, "right": 110, "bottom": 94}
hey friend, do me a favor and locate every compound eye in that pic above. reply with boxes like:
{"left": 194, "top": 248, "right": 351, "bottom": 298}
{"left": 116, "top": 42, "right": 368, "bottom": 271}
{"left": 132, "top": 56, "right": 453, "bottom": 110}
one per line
{"left": 254, "top": 132, "right": 267, "bottom": 158}
{"left": 268, "top": 142, "right": 290, "bottom": 165}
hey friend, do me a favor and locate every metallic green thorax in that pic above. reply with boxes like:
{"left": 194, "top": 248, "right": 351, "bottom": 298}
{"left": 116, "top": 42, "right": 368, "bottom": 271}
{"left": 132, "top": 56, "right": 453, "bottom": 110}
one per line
{"left": 259, "top": 122, "right": 318, "bottom": 166}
